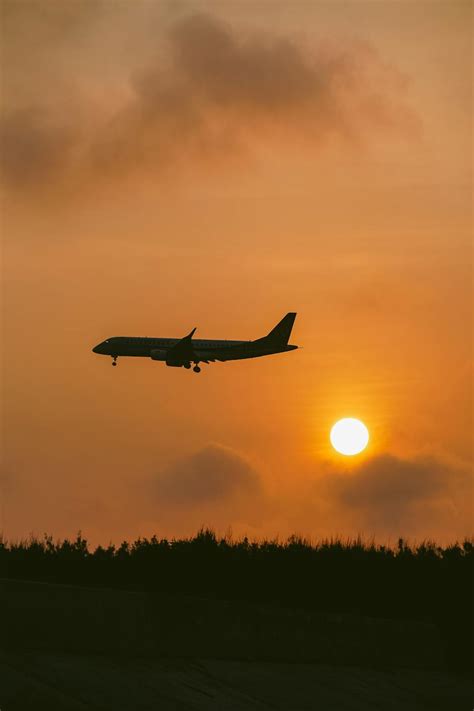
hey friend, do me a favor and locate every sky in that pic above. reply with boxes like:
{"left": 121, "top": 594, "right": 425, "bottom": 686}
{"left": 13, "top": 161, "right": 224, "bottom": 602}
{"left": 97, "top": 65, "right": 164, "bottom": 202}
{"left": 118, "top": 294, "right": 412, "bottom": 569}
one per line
{"left": 1, "top": 0, "right": 472, "bottom": 544}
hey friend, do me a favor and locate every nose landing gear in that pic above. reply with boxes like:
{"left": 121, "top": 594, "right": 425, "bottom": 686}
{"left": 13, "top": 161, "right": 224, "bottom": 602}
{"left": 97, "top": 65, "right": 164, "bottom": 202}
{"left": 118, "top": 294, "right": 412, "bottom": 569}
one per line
{"left": 112, "top": 356, "right": 118, "bottom": 367}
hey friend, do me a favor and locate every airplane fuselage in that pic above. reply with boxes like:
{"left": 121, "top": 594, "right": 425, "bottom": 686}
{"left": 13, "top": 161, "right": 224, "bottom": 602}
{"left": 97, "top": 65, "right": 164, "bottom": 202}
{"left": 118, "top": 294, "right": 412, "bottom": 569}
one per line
{"left": 93, "top": 337, "right": 296, "bottom": 359}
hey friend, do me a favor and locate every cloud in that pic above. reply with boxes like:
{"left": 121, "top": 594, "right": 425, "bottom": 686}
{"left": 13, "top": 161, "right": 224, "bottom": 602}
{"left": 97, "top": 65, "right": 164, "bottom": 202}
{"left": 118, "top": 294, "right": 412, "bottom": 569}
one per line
{"left": 1, "top": 11, "right": 417, "bottom": 194}
{"left": 91, "top": 13, "right": 416, "bottom": 178}
{"left": 142, "top": 449, "right": 472, "bottom": 543}
{"left": 167, "top": 13, "right": 324, "bottom": 110}
{"left": 321, "top": 454, "right": 472, "bottom": 538}
{"left": 0, "top": 108, "right": 77, "bottom": 188}
{"left": 155, "top": 442, "right": 262, "bottom": 505}
{"left": 149, "top": 444, "right": 267, "bottom": 536}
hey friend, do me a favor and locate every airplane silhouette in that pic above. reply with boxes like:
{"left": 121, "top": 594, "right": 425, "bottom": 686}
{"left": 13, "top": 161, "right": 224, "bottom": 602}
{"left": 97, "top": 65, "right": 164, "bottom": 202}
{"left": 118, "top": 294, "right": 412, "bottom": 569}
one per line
{"left": 92, "top": 313, "right": 298, "bottom": 373}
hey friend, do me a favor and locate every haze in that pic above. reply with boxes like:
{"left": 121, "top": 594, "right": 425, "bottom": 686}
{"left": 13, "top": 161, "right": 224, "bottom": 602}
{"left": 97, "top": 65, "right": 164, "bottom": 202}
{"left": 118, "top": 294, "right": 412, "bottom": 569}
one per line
{"left": 1, "top": 0, "right": 472, "bottom": 544}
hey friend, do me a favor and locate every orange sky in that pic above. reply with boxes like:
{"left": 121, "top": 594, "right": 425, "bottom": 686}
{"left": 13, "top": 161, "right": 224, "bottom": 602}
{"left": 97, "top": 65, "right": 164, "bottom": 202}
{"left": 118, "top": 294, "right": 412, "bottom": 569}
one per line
{"left": 1, "top": 0, "right": 472, "bottom": 544}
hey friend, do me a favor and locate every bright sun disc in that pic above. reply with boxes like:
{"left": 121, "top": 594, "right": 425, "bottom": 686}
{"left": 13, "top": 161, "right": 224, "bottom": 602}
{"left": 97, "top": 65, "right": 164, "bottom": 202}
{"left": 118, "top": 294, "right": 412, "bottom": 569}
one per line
{"left": 330, "top": 418, "right": 369, "bottom": 456}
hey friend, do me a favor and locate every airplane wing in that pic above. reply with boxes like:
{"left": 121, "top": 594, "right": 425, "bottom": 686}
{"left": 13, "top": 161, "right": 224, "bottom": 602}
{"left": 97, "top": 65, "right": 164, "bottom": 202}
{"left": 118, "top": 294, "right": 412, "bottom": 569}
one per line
{"left": 166, "top": 328, "right": 197, "bottom": 364}
{"left": 194, "top": 346, "right": 247, "bottom": 363}
{"left": 193, "top": 351, "right": 230, "bottom": 363}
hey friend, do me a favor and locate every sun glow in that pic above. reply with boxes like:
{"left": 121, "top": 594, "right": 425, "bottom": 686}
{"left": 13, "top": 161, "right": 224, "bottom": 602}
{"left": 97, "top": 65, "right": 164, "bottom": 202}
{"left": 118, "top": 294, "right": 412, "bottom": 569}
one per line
{"left": 330, "top": 418, "right": 369, "bottom": 456}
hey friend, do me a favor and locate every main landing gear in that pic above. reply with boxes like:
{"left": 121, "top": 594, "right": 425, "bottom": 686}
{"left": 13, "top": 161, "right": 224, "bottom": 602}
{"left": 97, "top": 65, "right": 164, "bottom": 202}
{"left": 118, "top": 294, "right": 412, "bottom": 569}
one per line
{"left": 183, "top": 361, "right": 200, "bottom": 372}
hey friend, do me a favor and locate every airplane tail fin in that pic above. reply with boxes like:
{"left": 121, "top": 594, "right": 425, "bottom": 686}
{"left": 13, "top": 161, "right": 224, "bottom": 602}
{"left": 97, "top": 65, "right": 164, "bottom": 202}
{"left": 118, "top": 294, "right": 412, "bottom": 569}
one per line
{"left": 261, "top": 312, "right": 297, "bottom": 346}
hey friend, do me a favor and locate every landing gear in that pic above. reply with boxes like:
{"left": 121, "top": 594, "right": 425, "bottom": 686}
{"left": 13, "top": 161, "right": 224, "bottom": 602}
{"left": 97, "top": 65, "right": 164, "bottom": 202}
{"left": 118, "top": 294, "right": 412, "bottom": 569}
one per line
{"left": 184, "top": 363, "right": 191, "bottom": 370}
{"left": 112, "top": 356, "right": 118, "bottom": 367}
{"left": 193, "top": 365, "right": 201, "bottom": 373}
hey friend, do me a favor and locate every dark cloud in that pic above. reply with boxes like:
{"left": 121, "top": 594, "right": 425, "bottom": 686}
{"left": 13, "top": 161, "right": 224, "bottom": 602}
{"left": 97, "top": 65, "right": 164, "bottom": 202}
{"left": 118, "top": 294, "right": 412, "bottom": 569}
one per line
{"left": 143, "top": 443, "right": 268, "bottom": 536}
{"left": 1, "top": 11, "right": 417, "bottom": 193}
{"left": 334, "top": 454, "right": 449, "bottom": 505}
{"left": 322, "top": 454, "right": 472, "bottom": 536}
{"left": 93, "top": 13, "right": 414, "bottom": 176}
{"left": 167, "top": 13, "right": 322, "bottom": 110}
{"left": 0, "top": 109, "right": 77, "bottom": 188}
{"left": 154, "top": 443, "right": 263, "bottom": 507}
{"left": 1, "top": 0, "right": 107, "bottom": 36}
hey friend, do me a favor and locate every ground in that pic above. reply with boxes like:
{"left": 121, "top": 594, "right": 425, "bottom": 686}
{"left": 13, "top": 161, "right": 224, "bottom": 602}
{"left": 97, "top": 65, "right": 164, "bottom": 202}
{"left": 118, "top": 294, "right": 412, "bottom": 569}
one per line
{"left": 1, "top": 651, "right": 472, "bottom": 711}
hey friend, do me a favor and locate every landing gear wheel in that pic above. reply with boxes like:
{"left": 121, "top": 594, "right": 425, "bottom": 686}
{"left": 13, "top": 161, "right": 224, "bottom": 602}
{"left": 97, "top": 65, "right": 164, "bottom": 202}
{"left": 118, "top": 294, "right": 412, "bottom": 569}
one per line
{"left": 193, "top": 365, "right": 201, "bottom": 373}
{"left": 112, "top": 357, "right": 118, "bottom": 367}
{"left": 184, "top": 363, "right": 191, "bottom": 370}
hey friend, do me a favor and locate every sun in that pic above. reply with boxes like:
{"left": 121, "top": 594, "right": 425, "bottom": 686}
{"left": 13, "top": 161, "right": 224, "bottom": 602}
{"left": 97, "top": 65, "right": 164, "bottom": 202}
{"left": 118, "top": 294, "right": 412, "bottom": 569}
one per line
{"left": 330, "top": 418, "right": 369, "bottom": 456}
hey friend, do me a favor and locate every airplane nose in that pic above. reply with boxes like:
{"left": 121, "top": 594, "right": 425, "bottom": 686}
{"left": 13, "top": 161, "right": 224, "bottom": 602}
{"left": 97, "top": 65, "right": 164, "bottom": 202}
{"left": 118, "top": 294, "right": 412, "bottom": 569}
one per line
{"left": 92, "top": 345, "right": 100, "bottom": 353}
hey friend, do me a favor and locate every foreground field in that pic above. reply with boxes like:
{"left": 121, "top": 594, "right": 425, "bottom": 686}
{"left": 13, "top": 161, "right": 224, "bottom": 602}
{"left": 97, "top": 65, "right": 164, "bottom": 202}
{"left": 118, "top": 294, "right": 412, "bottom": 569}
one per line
{"left": 2, "top": 651, "right": 471, "bottom": 711}
{"left": 1, "top": 576, "right": 472, "bottom": 710}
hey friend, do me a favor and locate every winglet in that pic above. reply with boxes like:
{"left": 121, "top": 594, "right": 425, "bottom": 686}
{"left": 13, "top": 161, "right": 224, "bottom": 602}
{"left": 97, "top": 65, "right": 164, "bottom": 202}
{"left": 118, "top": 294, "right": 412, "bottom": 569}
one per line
{"left": 185, "top": 328, "right": 197, "bottom": 339}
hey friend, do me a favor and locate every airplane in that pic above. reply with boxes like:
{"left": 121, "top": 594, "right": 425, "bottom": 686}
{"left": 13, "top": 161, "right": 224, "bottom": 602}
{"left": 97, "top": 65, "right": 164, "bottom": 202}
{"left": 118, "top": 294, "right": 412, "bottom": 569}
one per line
{"left": 92, "top": 312, "right": 298, "bottom": 373}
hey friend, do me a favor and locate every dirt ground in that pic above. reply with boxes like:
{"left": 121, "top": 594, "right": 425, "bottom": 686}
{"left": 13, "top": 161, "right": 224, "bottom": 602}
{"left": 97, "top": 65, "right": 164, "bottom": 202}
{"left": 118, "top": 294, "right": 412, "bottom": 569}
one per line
{"left": 1, "top": 650, "right": 472, "bottom": 711}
